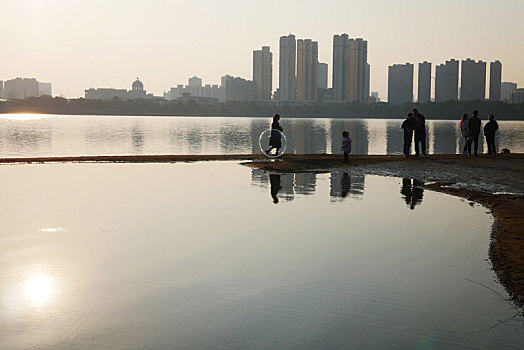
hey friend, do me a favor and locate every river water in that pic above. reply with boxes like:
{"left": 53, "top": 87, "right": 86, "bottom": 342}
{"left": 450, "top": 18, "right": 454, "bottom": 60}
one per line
{"left": 0, "top": 162, "right": 522, "bottom": 349}
{"left": 0, "top": 114, "right": 522, "bottom": 157}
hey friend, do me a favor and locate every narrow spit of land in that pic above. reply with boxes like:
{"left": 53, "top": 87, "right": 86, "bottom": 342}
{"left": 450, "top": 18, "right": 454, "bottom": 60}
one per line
{"left": 1, "top": 153, "right": 522, "bottom": 311}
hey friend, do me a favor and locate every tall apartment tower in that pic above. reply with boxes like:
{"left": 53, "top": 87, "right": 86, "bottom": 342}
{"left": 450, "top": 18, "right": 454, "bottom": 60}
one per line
{"left": 489, "top": 60, "right": 502, "bottom": 101}
{"left": 388, "top": 63, "right": 414, "bottom": 105}
{"left": 253, "top": 46, "right": 273, "bottom": 100}
{"left": 332, "top": 34, "right": 349, "bottom": 101}
{"left": 418, "top": 61, "right": 431, "bottom": 103}
{"left": 317, "top": 63, "right": 328, "bottom": 90}
{"left": 435, "top": 59, "right": 459, "bottom": 102}
{"left": 279, "top": 34, "right": 296, "bottom": 101}
{"left": 348, "top": 38, "right": 368, "bottom": 102}
{"left": 296, "top": 39, "right": 318, "bottom": 101}
{"left": 460, "top": 58, "right": 486, "bottom": 101}
{"left": 0, "top": 81, "right": 3, "bottom": 99}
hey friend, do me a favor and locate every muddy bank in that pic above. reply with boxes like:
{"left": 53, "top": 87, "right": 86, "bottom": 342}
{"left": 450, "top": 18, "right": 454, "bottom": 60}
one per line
{"left": 244, "top": 153, "right": 524, "bottom": 311}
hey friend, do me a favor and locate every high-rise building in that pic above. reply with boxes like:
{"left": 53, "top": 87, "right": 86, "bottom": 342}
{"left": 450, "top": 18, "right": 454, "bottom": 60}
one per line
{"left": 296, "top": 39, "right": 318, "bottom": 101}
{"left": 501, "top": 82, "right": 517, "bottom": 102}
{"left": 0, "top": 81, "right": 3, "bottom": 99}
{"left": 418, "top": 61, "right": 431, "bottom": 103}
{"left": 279, "top": 34, "right": 296, "bottom": 101}
{"left": 317, "top": 62, "right": 328, "bottom": 90}
{"left": 388, "top": 63, "right": 413, "bottom": 105}
{"left": 489, "top": 61, "right": 502, "bottom": 101}
{"left": 435, "top": 59, "right": 459, "bottom": 102}
{"left": 460, "top": 58, "right": 486, "bottom": 101}
{"left": 332, "top": 34, "right": 349, "bottom": 101}
{"left": 253, "top": 46, "right": 273, "bottom": 100}
{"left": 364, "top": 63, "right": 371, "bottom": 103}
{"left": 348, "top": 38, "right": 368, "bottom": 102}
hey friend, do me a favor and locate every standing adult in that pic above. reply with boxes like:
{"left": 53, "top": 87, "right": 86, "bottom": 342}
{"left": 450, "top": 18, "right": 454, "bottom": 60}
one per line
{"left": 459, "top": 113, "right": 469, "bottom": 155}
{"left": 401, "top": 113, "right": 415, "bottom": 156}
{"left": 266, "top": 114, "right": 283, "bottom": 156}
{"left": 413, "top": 109, "right": 426, "bottom": 156}
{"left": 484, "top": 114, "right": 499, "bottom": 155}
{"left": 467, "top": 110, "right": 481, "bottom": 155}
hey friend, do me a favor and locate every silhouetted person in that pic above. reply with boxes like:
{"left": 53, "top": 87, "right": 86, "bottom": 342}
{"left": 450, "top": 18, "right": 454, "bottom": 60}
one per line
{"left": 484, "top": 114, "right": 499, "bottom": 155}
{"left": 401, "top": 113, "right": 414, "bottom": 156}
{"left": 341, "top": 131, "right": 352, "bottom": 163}
{"left": 413, "top": 109, "right": 426, "bottom": 156}
{"left": 467, "top": 110, "right": 481, "bottom": 155}
{"left": 341, "top": 173, "right": 351, "bottom": 197}
{"left": 266, "top": 114, "right": 282, "bottom": 156}
{"left": 401, "top": 178, "right": 424, "bottom": 210}
{"left": 459, "top": 113, "right": 469, "bottom": 155}
{"left": 269, "top": 174, "right": 281, "bottom": 203}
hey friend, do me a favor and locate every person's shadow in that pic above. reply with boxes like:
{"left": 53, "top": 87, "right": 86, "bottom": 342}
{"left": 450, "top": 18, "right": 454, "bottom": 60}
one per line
{"left": 269, "top": 174, "right": 281, "bottom": 203}
{"left": 401, "top": 178, "right": 424, "bottom": 210}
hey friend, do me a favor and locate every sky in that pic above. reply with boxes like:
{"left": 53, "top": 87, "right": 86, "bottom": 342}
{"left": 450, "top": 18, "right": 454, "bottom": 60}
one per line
{"left": 1, "top": 0, "right": 523, "bottom": 100}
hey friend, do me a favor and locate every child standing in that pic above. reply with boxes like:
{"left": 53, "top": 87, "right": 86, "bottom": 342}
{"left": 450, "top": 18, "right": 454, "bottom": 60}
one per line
{"left": 341, "top": 131, "right": 352, "bottom": 163}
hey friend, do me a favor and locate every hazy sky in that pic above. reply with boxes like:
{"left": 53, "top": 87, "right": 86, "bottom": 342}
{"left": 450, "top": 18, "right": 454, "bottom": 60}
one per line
{"left": 2, "top": 0, "right": 523, "bottom": 100}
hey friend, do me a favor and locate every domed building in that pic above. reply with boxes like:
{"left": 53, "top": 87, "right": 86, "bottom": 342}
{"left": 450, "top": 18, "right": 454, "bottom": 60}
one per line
{"left": 85, "top": 77, "right": 156, "bottom": 101}
{"left": 132, "top": 78, "right": 144, "bottom": 91}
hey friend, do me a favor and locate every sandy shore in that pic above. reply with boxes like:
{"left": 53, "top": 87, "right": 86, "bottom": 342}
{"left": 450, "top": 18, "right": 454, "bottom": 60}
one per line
{"left": 1, "top": 153, "right": 522, "bottom": 311}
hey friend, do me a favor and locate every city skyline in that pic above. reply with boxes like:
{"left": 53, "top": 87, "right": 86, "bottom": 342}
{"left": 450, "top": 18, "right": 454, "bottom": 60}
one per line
{"left": 1, "top": 0, "right": 523, "bottom": 100}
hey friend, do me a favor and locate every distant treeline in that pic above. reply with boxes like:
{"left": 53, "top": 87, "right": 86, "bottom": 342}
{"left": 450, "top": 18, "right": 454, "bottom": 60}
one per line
{"left": 1, "top": 96, "right": 523, "bottom": 120}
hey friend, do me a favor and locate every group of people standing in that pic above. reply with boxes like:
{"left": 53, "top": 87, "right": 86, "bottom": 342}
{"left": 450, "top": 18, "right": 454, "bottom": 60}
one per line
{"left": 460, "top": 111, "right": 499, "bottom": 155}
{"left": 401, "top": 109, "right": 427, "bottom": 157}
{"left": 402, "top": 108, "right": 500, "bottom": 157}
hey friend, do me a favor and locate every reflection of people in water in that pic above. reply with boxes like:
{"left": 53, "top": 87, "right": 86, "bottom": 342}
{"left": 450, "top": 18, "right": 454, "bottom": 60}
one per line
{"left": 341, "top": 173, "right": 351, "bottom": 197}
{"left": 266, "top": 114, "right": 283, "bottom": 156}
{"left": 269, "top": 174, "right": 281, "bottom": 203}
{"left": 400, "top": 178, "right": 424, "bottom": 210}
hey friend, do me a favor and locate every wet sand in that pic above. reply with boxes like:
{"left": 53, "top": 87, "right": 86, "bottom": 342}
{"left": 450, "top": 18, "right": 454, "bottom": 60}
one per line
{"left": 1, "top": 153, "right": 522, "bottom": 311}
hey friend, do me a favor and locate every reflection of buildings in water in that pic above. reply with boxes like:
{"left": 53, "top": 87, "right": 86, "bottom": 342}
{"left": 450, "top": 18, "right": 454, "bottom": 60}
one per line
{"left": 385, "top": 120, "right": 404, "bottom": 155}
{"left": 400, "top": 178, "right": 424, "bottom": 210}
{"left": 330, "top": 119, "right": 368, "bottom": 155}
{"left": 251, "top": 169, "right": 295, "bottom": 202}
{"left": 131, "top": 125, "right": 144, "bottom": 151}
{"left": 250, "top": 119, "right": 270, "bottom": 155}
{"left": 330, "top": 172, "right": 365, "bottom": 201}
{"left": 294, "top": 173, "right": 316, "bottom": 195}
{"left": 0, "top": 124, "right": 53, "bottom": 155}
{"left": 219, "top": 123, "right": 252, "bottom": 154}
{"left": 286, "top": 119, "right": 328, "bottom": 154}
{"left": 429, "top": 121, "right": 461, "bottom": 154}
{"left": 366, "top": 119, "right": 388, "bottom": 155}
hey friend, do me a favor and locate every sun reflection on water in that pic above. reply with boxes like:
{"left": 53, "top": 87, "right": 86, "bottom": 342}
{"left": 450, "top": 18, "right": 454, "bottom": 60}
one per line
{"left": 0, "top": 113, "right": 49, "bottom": 121}
{"left": 25, "top": 274, "right": 53, "bottom": 306}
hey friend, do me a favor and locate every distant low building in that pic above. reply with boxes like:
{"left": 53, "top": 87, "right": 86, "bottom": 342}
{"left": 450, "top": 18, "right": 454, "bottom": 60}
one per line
{"left": 38, "top": 82, "right": 52, "bottom": 97}
{"left": 85, "top": 78, "right": 155, "bottom": 100}
{"left": 509, "top": 88, "right": 524, "bottom": 104}
{"left": 164, "top": 77, "right": 222, "bottom": 101}
{"left": 501, "top": 82, "right": 517, "bottom": 102}
{"left": 222, "top": 75, "right": 257, "bottom": 101}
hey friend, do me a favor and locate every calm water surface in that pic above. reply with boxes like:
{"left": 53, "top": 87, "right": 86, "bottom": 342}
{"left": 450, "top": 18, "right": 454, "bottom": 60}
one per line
{"left": 0, "top": 162, "right": 522, "bottom": 349}
{"left": 0, "top": 114, "right": 522, "bottom": 157}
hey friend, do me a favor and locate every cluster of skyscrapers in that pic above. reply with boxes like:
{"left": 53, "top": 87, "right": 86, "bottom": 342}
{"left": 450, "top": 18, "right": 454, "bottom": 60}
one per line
{"left": 387, "top": 59, "right": 519, "bottom": 105}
